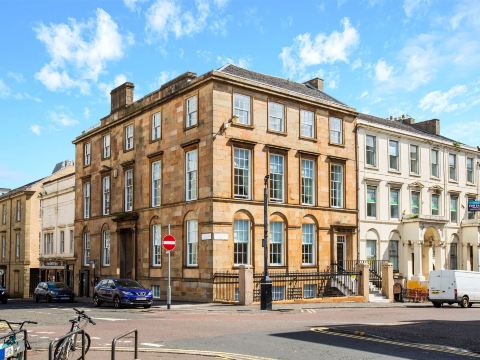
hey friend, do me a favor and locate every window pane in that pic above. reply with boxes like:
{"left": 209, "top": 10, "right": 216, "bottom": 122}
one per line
{"left": 186, "top": 150, "right": 198, "bottom": 201}
{"left": 152, "top": 112, "right": 161, "bottom": 140}
{"left": 152, "top": 224, "right": 161, "bottom": 266}
{"left": 269, "top": 221, "right": 284, "bottom": 265}
{"left": 268, "top": 102, "right": 284, "bottom": 132}
{"left": 300, "top": 110, "right": 314, "bottom": 138}
{"left": 366, "top": 135, "right": 376, "bottom": 166}
{"left": 125, "top": 169, "right": 133, "bottom": 211}
{"left": 389, "top": 240, "right": 399, "bottom": 272}
{"left": 411, "top": 192, "right": 420, "bottom": 215}
{"left": 270, "top": 154, "right": 284, "bottom": 202}
{"left": 367, "top": 186, "right": 377, "bottom": 217}
{"left": 187, "top": 220, "right": 198, "bottom": 266}
{"left": 431, "top": 194, "right": 440, "bottom": 215}
{"left": 233, "top": 94, "right": 251, "bottom": 125}
{"left": 234, "top": 148, "right": 251, "bottom": 199}
{"left": 186, "top": 96, "right": 198, "bottom": 127}
{"left": 331, "top": 164, "right": 344, "bottom": 208}
{"left": 301, "top": 159, "right": 314, "bottom": 205}
{"left": 152, "top": 161, "right": 161, "bottom": 207}
{"left": 390, "top": 189, "right": 399, "bottom": 218}
{"left": 234, "top": 220, "right": 250, "bottom": 265}
{"left": 329, "top": 118, "right": 342, "bottom": 144}
{"left": 302, "top": 223, "right": 315, "bottom": 265}
{"left": 389, "top": 140, "right": 399, "bottom": 170}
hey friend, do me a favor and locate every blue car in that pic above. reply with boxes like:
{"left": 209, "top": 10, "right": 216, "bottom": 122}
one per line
{"left": 93, "top": 278, "right": 153, "bottom": 309}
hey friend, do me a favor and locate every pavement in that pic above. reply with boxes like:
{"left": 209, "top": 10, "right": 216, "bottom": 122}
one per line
{"left": 1, "top": 298, "right": 480, "bottom": 359}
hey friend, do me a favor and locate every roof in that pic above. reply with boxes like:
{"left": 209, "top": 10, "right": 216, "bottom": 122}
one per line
{"left": 218, "top": 64, "right": 352, "bottom": 109}
{"left": 357, "top": 113, "right": 473, "bottom": 148}
{"left": 0, "top": 178, "right": 44, "bottom": 201}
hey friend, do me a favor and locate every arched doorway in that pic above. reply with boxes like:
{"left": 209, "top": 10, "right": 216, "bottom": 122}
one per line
{"left": 422, "top": 227, "right": 441, "bottom": 277}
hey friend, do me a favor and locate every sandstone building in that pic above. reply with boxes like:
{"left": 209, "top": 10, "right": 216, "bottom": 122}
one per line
{"left": 357, "top": 114, "right": 480, "bottom": 289}
{"left": 73, "top": 65, "right": 358, "bottom": 301}
{"left": 0, "top": 163, "right": 73, "bottom": 297}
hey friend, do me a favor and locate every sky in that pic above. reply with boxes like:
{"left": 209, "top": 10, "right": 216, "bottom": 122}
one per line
{"left": 1, "top": 0, "right": 480, "bottom": 188}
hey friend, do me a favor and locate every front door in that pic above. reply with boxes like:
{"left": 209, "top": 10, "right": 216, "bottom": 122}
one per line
{"left": 337, "top": 235, "right": 346, "bottom": 270}
{"left": 366, "top": 240, "right": 377, "bottom": 261}
{"left": 79, "top": 270, "right": 89, "bottom": 297}
{"left": 119, "top": 230, "right": 134, "bottom": 279}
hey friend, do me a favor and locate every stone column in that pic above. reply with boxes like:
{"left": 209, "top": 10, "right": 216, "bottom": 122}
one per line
{"left": 238, "top": 265, "right": 253, "bottom": 305}
{"left": 357, "top": 263, "right": 369, "bottom": 302}
{"left": 413, "top": 241, "right": 423, "bottom": 279}
{"left": 381, "top": 263, "right": 394, "bottom": 301}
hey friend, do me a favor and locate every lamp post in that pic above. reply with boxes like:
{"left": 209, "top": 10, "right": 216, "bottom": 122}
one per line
{"left": 90, "top": 260, "right": 96, "bottom": 296}
{"left": 260, "top": 175, "right": 272, "bottom": 310}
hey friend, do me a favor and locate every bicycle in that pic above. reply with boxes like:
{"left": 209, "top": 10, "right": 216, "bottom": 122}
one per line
{"left": 0, "top": 319, "right": 37, "bottom": 360}
{"left": 53, "top": 308, "right": 96, "bottom": 360}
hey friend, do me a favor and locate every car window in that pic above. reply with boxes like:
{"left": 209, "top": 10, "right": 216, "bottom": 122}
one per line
{"left": 106, "top": 280, "right": 114, "bottom": 288}
{"left": 48, "top": 282, "right": 66, "bottom": 289}
{"left": 98, "top": 280, "right": 107, "bottom": 287}
{"left": 114, "top": 280, "right": 143, "bottom": 288}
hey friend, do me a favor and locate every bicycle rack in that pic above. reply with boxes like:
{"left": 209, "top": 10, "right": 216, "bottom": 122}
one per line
{"left": 111, "top": 329, "right": 138, "bottom": 360}
{"left": 0, "top": 329, "right": 29, "bottom": 360}
{"left": 48, "top": 329, "right": 87, "bottom": 360}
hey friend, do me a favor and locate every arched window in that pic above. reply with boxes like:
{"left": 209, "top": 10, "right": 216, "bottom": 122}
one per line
{"left": 366, "top": 229, "right": 379, "bottom": 261}
{"left": 270, "top": 214, "right": 286, "bottom": 266}
{"left": 389, "top": 231, "right": 400, "bottom": 272}
{"left": 233, "top": 211, "right": 252, "bottom": 266}
{"left": 102, "top": 228, "right": 110, "bottom": 266}
{"left": 83, "top": 231, "right": 90, "bottom": 266}
{"left": 302, "top": 216, "right": 317, "bottom": 266}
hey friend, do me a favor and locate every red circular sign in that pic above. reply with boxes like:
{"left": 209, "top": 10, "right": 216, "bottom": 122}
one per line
{"left": 163, "top": 234, "right": 176, "bottom": 251}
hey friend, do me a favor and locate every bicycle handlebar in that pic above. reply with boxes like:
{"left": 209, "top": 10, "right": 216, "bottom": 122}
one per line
{"left": 0, "top": 319, "right": 37, "bottom": 331}
{"left": 72, "top": 308, "right": 96, "bottom": 325}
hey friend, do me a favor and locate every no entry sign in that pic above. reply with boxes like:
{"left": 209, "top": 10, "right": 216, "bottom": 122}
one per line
{"left": 163, "top": 234, "right": 176, "bottom": 251}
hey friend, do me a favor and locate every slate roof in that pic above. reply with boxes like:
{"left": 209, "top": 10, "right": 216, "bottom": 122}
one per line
{"left": 357, "top": 113, "right": 467, "bottom": 146}
{"left": 218, "top": 64, "right": 352, "bottom": 109}
{"left": 0, "top": 178, "right": 44, "bottom": 200}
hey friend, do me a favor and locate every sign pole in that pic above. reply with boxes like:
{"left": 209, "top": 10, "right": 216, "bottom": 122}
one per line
{"left": 167, "top": 224, "right": 171, "bottom": 310}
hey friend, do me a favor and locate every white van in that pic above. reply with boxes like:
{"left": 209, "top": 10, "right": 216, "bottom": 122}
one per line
{"left": 429, "top": 270, "right": 480, "bottom": 308}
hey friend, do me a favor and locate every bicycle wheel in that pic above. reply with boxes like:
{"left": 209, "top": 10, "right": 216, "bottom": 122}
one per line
{"left": 53, "top": 333, "right": 91, "bottom": 360}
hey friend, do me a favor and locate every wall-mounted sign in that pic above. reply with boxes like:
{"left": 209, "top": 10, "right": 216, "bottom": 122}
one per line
{"left": 468, "top": 200, "right": 480, "bottom": 212}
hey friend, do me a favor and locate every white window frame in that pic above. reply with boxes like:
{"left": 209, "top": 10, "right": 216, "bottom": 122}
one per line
{"left": 389, "top": 140, "right": 400, "bottom": 171}
{"left": 186, "top": 95, "right": 198, "bottom": 128}
{"left": 186, "top": 220, "right": 198, "bottom": 266}
{"left": 16, "top": 200, "right": 21, "bottom": 222}
{"left": 1, "top": 234, "right": 5, "bottom": 259}
{"left": 185, "top": 149, "right": 198, "bottom": 201}
{"left": 269, "top": 221, "right": 284, "bottom": 266}
{"left": 449, "top": 153, "right": 457, "bottom": 181}
{"left": 102, "top": 230, "right": 110, "bottom": 266}
{"left": 450, "top": 194, "right": 458, "bottom": 223}
{"left": 2, "top": 204, "right": 6, "bottom": 224}
{"left": 268, "top": 101, "right": 285, "bottom": 132}
{"left": 330, "top": 163, "right": 344, "bottom": 208}
{"left": 69, "top": 230, "right": 74, "bottom": 254}
{"left": 431, "top": 193, "right": 440, "bottom": 216}
{"left": 467, "top": 157, "right": 475, "bottom": 184}
{"left": 366, "top": 185, "right": 377, "bottom": 218}
{"left": 15, "top": 233, "right": 20, "bottom": 258}
{"left": 60, "top": 231, "right": 65, "bottom": 254}
{"left": 410, "top": 144, "right": 419, "bottom": 174}
{"left": 125, "top": 124, "right": 134, "bottom": 151}
{"left": 301, "top": 159, "right": 315, "bottom": 205}
{"left": 103, "top": 134, "right": 110, "bottom": 159}
{"left": 365, "top": 135, "right": 377, "bottom": 167}
{"left": 233, "top": 93, "right": 251, "bottom": 125}
{"left": 84, "top": 142, "right": 91, "bottom": 166}
{"left": 233, "top": 148, "right": 251, "bottom": 200}
{"left": 431, "top": 149, "right": 439, "bottom": 178}
{"left": 300, "top": 110, "right": 315, "bottom": 138}
{"left": 83, "top": 232, "right": 90, "bottom": 266}
{"left": 329, "top": 117, "right": 343, "bottom": 144}
{"left": 83, "top": 182, "right": 90, "bottom": 219}
{"left": 124, "top": 169, "right": 133, "bottom": 212}
{"left": 152, "top": 112, "right": 161, "bottom": 141}
{"left": 269, "top": 154, "right": 285, "bottom": 202}
{"left": 234, "top": 219, "right": 250, "bottom": 266}
{"left": 152, "top": 224, "right": 162, "bottom": 266}
{"left": 389, "top": 188, "right": 400, "bottom": 219}
{"left": 151, "top": 285, "right": 161, "bottom": 299}
{"left": 411, "top": 191, "right": 421, "bottom": 215}
{"left": 102, "top": 176, "right": 110, "bottom": 215}
{"left": 152, "top": 161, "right": 162, "bottom": 207}
{"left": 302, "top": 223, "right": 315, "bottom": 266}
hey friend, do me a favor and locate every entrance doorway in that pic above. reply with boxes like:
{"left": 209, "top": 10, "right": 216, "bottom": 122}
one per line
{"left": 336, "top": 235, "right": 346, "bottom": 270}
{"left": 119, "top": 230, "right": 134, "bottom": 279}
{"left": 79, "top": 269, "right": 90, "bottom": 297}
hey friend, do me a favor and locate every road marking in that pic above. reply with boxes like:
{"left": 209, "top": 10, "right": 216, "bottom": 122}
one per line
{"left": 301, "top": 308, "right": 317, "bottom": 313}
{"left": 141, "top": 343, "right": 165, "bottom": 348}
{"left": 35, "top": 331, "right": 55, "bottom": 334}
{"left": 311, "top": 327, "right": 480, "bottom": 358}
{"left": 92, "top": 317, "right": 126, "bottom": 322}
{"left": 39, "top": 336, "right": 50, "bottom": 339}
{"left": 90, "top": 336, "right": 101, "bottom": 340}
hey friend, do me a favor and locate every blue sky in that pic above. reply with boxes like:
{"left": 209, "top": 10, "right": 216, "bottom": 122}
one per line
{"left": 1, "top": 0, "right": 479, "bottom": 188}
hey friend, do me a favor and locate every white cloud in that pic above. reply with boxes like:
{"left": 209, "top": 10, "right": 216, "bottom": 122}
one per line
{"left": 30, "top": 124, "right": 41, "bottom": 136}
{"left": 443, "top": 118, "right": 480, "bottom": 147}
{"left": 84, "top": 107, "right": 90, "bottom": 120}
{"left": 217, "top": 56, "right": 251, "bottom": 68}
{"left": 279, "top": 17, "right": 359, "bottom": 78}
{"left": 98, "top": 74, "right": 128, "bottom": 98}
{"left": 450, "top": 0, "right": 480, "bottom": 30}
{"left": 123, "top": 0, "right": 139, "bottom": 11}
{"left": 35, "top": 8, "right": 130, "bottom": 93}
{"left": 0, "top": 79, "right": 10, "bottom": 98}
{"left": 403, "top": 0, "right": 431, "bottom": 18}
{"left": 351, "top": 58, "right": 362, "bottom": 70}
{"left": 7, "top": 72, "right": 25, "bottom": 83}
{"left": 49, "top": 109, "right": 78, "bottom": 127}
{"left": 360, "top": 91, "right": 369, "bottom": 99}
{"left": 374, "top": 59, "right": 394, "bottom": 82}
{"left": 419, "top": 85, "right": 467, "bottom": 113}
{"left": 146, "top": 0, "right": 228, "bottom": 40}
{"left": 155, "top": 71, "right": 176, "bottom": 88}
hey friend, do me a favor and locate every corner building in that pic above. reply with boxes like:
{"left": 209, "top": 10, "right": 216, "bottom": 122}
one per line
{"left": 73, "top": 65, "right": 358, "bottom": 301}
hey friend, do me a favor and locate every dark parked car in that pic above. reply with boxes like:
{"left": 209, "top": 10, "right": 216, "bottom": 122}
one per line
{"left": 0, "top": 286, "right": 8, "bottom": 304}
{"left": 34, "top": 282, "right": 75, "bottom": 303}
{"left": 93, "top": 279, "right": 153, "bottom": 309}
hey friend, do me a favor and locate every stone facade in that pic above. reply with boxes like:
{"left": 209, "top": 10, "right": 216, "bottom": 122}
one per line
{"left": 39, "top": 162, "right": 76, "bottom": 287}
{"left": 73, "top": 65, "right": 358, "bottom": 302}
{"left": 357, "top": 114, "right": 480, "bottom": 289}
{"left": 0, "top": 164, "right": 73, "bottom": 297}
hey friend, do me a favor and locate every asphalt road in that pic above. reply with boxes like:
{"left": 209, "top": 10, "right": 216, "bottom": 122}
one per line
{"left": 1, "top": 299, "right": 480, "bottom": 359}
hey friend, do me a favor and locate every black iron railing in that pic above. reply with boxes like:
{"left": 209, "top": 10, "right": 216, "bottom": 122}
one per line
{"left": 333, "top": 260, "right": 387, "bottom": 290}
{"left": 213, "top": 272, "right": 239, "bottom": 303}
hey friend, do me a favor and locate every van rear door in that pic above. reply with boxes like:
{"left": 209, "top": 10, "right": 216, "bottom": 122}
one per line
{"left": 441, "top": 271, "right": 455, "bottom": 300}
{"left": 429, "top": 271, "right": 443, "bottom": 300}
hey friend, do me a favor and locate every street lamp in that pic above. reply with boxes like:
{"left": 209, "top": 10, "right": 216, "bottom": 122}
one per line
{"left": 261, "top": 175, "right": 272, "bottom": 310}
{"left": 90, "top": 260, "right": 96, "bottom": 293}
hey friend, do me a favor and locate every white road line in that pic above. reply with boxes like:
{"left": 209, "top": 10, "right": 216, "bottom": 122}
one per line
{"left": 39, "top": 336, "right": 50, "bottom": 339}
{"left": 92, "top": 317, "right": 126, "bottom": 322}
{"left": 91, "top": 337, "right": 101, "bottom": 340}
{"left": 30, "top": 335, "right": 38, "bottom": 337}
{"left": 35, "top": 331, "right": 55, "bottom": 334}
{"left": 141, "top": 343, "right": 165, "bottom": 348}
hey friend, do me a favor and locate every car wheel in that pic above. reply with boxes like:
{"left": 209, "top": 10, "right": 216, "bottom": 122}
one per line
{"left": 35, "top": 295, "right": 39, "bottom": 303}
{"left": 468, "top": 302, "right": 473, "bottom": 308}
{"left": 93, "top": 295, "right": 102, "bottom": 307}
{"left": 460, "top": 296, "right": 470, "bottom": 308}
{"left": 432, "top": 301, "right": 442, "bottom": 308}
{"left": 113, "top": 296, "right": 121, "bottom": 309}
{"left": 143, "top": 304, "right": 151, "bottom": 309}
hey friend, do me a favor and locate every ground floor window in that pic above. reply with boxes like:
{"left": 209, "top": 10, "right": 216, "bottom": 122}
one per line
{"left": 389, "top": 240, "right": 399, "bottom": 272}
{"left": 303, "top": 284, "right": 316, "bottom": 299}
{"left": 151, "top": 285, "right": 161, "bottom": 299}
{"left": 272, "top": 286, "right": 285, "bottom": 301}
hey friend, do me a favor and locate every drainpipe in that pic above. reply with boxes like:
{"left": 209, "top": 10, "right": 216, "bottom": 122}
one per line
{"left": 355, "top": 121, "right": 360, "bottom": 262}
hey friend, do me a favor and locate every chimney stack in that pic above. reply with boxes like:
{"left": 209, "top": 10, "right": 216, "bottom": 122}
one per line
{"left": 110, "top": 82, "right": 134, "bottom": 113}
{"left": 304, "top": 77, "right": 324, "bottom": 91}
{"left": 412, "top": 119, "right": 440, "bottom": 135}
